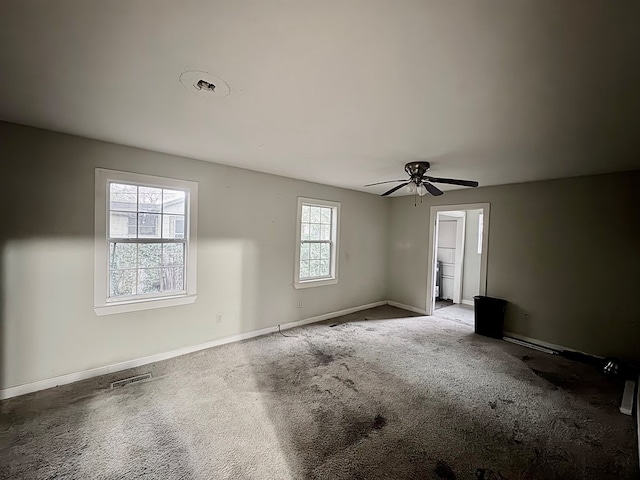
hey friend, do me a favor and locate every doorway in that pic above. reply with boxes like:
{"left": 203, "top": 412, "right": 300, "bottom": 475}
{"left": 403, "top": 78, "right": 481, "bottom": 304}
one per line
{"left": 426, "top": 203, "right": 490, "bottom": 324}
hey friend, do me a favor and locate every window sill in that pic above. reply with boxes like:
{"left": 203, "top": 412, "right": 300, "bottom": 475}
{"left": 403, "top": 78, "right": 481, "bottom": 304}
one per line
{"left": 93, "top": 294, "right": 197, "bottom": 316}
{"left": 293, "top": 278, "right": 338, "bottom": 290}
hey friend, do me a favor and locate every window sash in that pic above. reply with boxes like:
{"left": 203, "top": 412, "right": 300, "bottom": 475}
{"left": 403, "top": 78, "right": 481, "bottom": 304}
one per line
{"left": 106, "top": 238, "right": 184, "bottom": 244}
{"left": 107, "top": 239, "right": 188, "bottom": 302}
{"left": 299, "top": 239, "right": 333, "bottom": 280}
{"left": 107, "top": 180, "right": 189, "bottom": 301}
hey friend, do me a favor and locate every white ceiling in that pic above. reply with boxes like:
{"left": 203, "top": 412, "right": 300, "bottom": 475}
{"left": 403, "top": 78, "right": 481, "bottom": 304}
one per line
{"left": 1, "top": 0, "right": 639, "bottom": 194}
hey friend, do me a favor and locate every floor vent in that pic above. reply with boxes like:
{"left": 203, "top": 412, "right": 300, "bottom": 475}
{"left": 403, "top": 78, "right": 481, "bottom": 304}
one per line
{"left": 110, "top": 373, "right": 152, "bottom": 389}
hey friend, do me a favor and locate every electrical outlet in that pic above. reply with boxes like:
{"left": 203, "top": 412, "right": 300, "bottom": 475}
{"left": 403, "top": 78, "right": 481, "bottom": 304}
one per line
{"left": 216, "top": 314, "right": 223, "bottom": 323}
{"left": 297, "top": 301, "right": 302, "bottom": 308}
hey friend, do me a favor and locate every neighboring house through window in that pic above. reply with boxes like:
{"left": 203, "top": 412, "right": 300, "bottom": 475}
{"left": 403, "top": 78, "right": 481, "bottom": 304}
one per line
{"left": 94, "top": 169, "right": 198, "bottom": 315}
{"left": 294, "top": 197, "right": 340, "bottom": 289}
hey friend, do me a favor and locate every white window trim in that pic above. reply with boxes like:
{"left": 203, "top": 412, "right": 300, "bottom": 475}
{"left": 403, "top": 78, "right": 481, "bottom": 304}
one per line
{"left": 94, "top": 168, "right": 198, "bottom": 316}
{"left": 477, "top": 212, "right": 484, "bottom": 254}
{"left": 294, "top": 197, "right": 340, "bottom": 289}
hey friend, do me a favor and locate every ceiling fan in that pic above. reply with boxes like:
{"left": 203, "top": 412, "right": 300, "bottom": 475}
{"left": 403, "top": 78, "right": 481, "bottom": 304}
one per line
{"left": 365, "top": 161, "right": 479, "bottom": 197}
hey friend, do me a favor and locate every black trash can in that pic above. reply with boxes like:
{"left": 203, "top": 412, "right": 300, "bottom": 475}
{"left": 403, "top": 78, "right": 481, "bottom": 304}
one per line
{"left": 473, "top": 295, "right": 507, "bottom": 339}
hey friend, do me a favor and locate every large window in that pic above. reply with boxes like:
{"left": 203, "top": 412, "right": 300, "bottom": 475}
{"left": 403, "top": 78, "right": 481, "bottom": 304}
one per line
{"left": 94, "top": 169, "right": 198, "bottom": 315}
{"left": 294, "top": 197, "right": 340, "bottom": 289}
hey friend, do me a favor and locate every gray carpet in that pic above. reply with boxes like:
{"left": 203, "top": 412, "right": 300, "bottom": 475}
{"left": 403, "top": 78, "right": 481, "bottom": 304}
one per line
{"left": 433, "top": 303, "right": 475, "bottom": 327}
{"left": 1, "top": 306, "right": 637, "bottom": 479}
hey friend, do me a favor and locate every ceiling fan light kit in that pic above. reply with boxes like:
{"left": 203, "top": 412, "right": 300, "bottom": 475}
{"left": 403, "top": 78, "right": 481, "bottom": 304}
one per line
{"left": 406, "top": 181, "right": 428, "bottom": 197}
{"left": 364, "top": 161, "right": 479, "bottom": 205}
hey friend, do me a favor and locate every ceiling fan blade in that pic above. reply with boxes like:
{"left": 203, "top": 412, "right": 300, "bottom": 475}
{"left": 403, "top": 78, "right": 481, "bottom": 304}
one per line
{"left": 381, "top": 182, "right": 410, "bottom": 196}
{"left": 423, "top": 182, "right": 443, "bottom": 196}
{"left": 426, "top": 176, "right": 479, "bottom": 188}
{"left": 364, "top": 179, "right": 407, "bottom": 187}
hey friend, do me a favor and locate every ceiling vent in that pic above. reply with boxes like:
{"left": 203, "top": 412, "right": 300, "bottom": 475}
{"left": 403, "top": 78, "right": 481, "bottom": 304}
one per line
{"left": 179, "top": 70, "right": 230, "bottom": 97}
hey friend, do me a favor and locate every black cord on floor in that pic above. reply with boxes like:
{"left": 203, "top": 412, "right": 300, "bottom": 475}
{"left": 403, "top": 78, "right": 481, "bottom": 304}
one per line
{"left": 278, "top": 324, "right": 298, "bottom": 338}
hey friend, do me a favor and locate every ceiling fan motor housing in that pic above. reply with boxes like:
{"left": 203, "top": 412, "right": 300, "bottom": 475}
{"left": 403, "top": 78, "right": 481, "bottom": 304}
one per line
{"left": 404, "top": 161, "right": 431, "bottom": 181}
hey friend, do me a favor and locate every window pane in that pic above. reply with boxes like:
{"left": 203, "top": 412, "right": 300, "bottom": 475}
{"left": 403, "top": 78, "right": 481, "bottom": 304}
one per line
{"left": 301, "top": 205, "right": 310, "bottom": 222}
{"left": 309, "top": 224, "right": 321, "bottom": 240}
{"left": 309, "top": 260, "right": 321, "bottom": 277}
{"left": 110, "top": 183, "right": 137, "bottom": 212}
{"left": 110, "top": 212, "right": 137, "bottom": 238}
{"left": 301, "top": 224, "right": 310, "bottom": 241}
{"left": 162, "top": 215, "right": 185, "bottom": 239}
{"left": 163, "top": 189, "right": 186, "bottom": 214}
{"left": 110, "top": 269, "right": 136, "bottom": 297}
{"left": 299, "top": 260, "right": 310, "bottom": 279}
{"left": 320, "top": 208, "right": 332, "bottom": 224}
{"left": 162, "top": 243, "right": 184, "bottom": 266}
{"left": 309, "top": 207, "right": 321, "bottom": 223}
{"left": 162, "top": 267, "right": 184, "bottom": 291}
{"left": 138, "top": 213, "right": 161, "bottom": 238}
{"left": 310, "top": 243, "right": 321, "bottom": 260}
{"left": 319, "top": 259, "right": 330, "bottom": 277}
{"left": 320, "top": 225, "right": 331, "bottom": 240}
{"left": 109, "top": 243, "right": 136, "bottom": 269}
{"left": 300, "top": 243, "right": 310, "bottom": 260}
{"left": 138, "top": 187, "right": 162, "bottom": 213}
{"left": 138, "top": 243, "right": 161, "bottom": 268}
{"left": 138, "top": 268, "right": 161, "bottom": 294}
{"left": 320, "top": 243, "right": 330, "bottom": 259}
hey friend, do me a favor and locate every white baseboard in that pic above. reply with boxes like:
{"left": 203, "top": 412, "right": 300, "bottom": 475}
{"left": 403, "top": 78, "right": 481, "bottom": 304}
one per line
{"left": 296, "top": 301, "right": 386, "bottom": 327}
{"left": 620, "top": 379, "right": 635, "bottom": 416}
{"left": 386, "top": 301, "right": 427, "bottom": 315}
{"left": 0, "top": 301, "right": 387, "bottom": 400}
{"left": 461, "top": 299, "right": 474, "bottom": 307}
{"left": 503, "top": 331, "right": 604, "bottom": 359}
{"left": 503, "top": 336, "right": 557, "bottom": 355}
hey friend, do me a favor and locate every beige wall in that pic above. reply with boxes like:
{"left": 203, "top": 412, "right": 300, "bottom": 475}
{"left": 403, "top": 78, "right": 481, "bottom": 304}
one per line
{"left": 0, "top": 122, "right": 389, "bottom": 389}
{"left": 389, "top": 171, "right": 640, "bottom": 362}
{"left": 2, "top": 120, "right": 639, "bottom": 390}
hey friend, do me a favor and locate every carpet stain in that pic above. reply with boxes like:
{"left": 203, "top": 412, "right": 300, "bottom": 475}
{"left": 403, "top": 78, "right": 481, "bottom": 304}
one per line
{"left": 475, "top": 468, "right": 508, "bottom": 479}
{"left": 310, "top": 346, "right": 335, "bottom": 366}
{"left": 373, "top": 414, "right": 387, "bottom": 430}
{"left": 344, "top": 414, "right": 387, "bottom": 446}
{"left": 435, "top": 460, "right": 456, "bottom": 479}
{"left": 531, "top": 368, "right": 575, "bottom": 390}
{"left": 332, "top": 375, "right": 358, "bottom": 391}
{"left": 521, "top": 355, "right": 533, "bottom": 362}
{"left": 488, "top": 400, "right": 497, "bottom": 410}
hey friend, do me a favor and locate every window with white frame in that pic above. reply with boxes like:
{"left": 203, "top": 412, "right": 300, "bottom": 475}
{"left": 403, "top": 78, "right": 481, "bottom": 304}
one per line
{"left": 94, "top": 169, "right": 198, "bottom": 315}
{"left": 294, "top": 197, "right": 340, "bottom": 288}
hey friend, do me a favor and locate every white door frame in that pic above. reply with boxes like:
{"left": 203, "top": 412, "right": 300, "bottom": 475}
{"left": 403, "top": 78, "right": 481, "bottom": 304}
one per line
{"left": 426, "top": 203, "right": 490, "bottom": 315}
{"left": 453, "top": 213, "right": 466, "bottom": 304}
{"left": 436, "top": 211, "right": 466, "bottom": 304}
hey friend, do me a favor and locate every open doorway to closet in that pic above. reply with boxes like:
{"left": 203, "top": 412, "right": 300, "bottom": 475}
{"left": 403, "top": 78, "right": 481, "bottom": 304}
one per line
{"left": 426, "top": 203, "right": 490, "bottom": 326}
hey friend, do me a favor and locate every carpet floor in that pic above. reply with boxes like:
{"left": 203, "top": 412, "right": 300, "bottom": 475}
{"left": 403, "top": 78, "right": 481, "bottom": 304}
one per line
{"left": 433, "top": 304, "right": 475, "bottom": 327}
{"left": 1, "top": 306, "right": 637, "bottom": 479}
